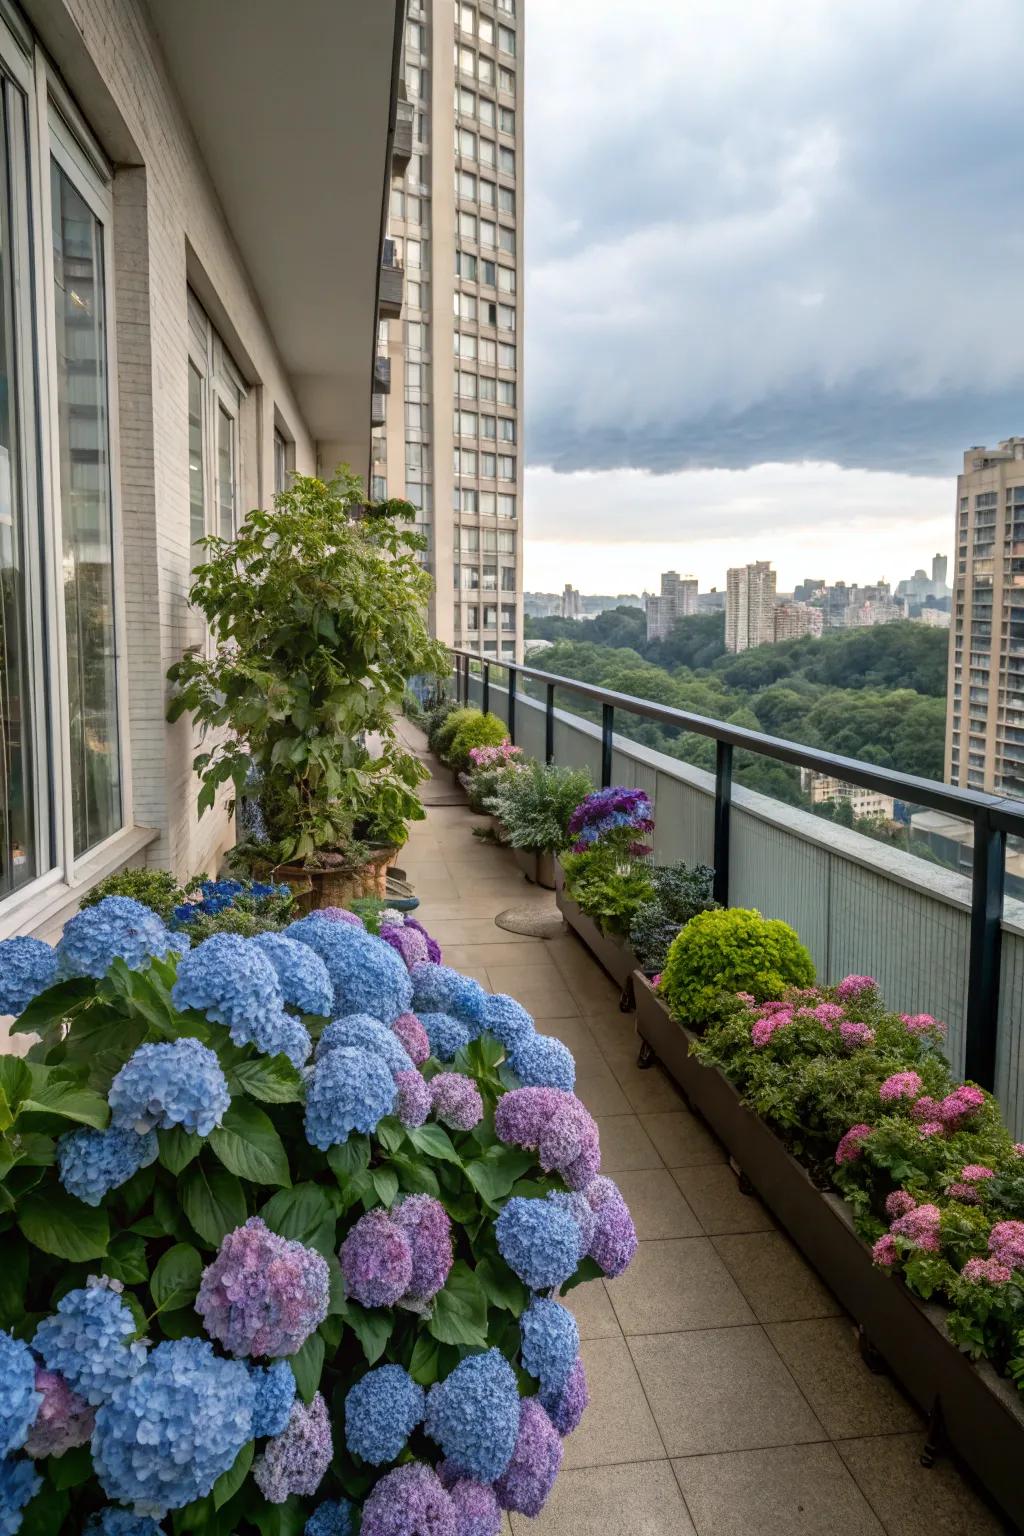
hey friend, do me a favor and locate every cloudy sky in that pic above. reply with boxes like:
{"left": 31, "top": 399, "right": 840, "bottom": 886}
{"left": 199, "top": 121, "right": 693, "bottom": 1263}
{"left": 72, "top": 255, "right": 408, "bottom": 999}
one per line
{"left": 522, "top": 0, "right": 1024, "bottom": 593}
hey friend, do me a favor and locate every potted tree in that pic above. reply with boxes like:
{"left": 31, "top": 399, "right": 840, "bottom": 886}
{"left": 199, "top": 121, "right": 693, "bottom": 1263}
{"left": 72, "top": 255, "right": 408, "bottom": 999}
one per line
{"left": 168, "top": 470, "right": 447, "bottom": 909}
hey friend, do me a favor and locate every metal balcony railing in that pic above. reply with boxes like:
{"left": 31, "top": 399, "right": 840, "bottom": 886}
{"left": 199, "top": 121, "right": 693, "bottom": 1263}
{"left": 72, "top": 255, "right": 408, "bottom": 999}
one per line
{"left": 450, "top": 646, "right": 1024, "bottom": 1098}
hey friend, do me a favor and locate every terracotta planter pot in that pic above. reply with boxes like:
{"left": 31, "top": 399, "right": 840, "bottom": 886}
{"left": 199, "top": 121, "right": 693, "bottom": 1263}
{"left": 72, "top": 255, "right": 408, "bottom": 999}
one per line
{"left": 512, "top": 847, "right": 556, "bottom": 890}
{"left": 633, "top": 974, "right": 1024, "bottom": 1529}
{"left": 272, "top": 846, "right": 394, "bottom": 913}
{"left": 554, "top": 869, "right": 639, "bottom": 1010}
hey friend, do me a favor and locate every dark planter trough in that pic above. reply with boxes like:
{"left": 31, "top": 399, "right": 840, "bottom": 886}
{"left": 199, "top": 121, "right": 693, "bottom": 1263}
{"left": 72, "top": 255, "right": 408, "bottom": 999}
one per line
{"left": 554, "top": 864, "right": 639, "bottom": 1010}
{"left": 634, "top": 973, "right": 1024, "bottom": 1529}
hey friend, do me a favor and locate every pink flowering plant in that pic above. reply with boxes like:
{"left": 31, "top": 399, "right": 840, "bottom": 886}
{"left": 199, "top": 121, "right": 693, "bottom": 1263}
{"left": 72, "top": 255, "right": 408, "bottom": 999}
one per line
{"left": 0, "top": 901, "right": 635, "bottom": 1533}
{"left": 692, "top": 969, "right": 1024, "bottom": 1386}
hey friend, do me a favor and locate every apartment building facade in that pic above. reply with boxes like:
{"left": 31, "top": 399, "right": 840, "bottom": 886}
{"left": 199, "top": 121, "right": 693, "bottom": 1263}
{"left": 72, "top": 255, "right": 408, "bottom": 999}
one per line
{"left": 946, "top": 438, "right": 1024, "bottom": 795}
{"left": 0, "top": 0, "right": 403, "bottom": 940}
{"left": 379, "top": 0, "right": 524, "bottom": 663}
{"left": 645, "top": 570, "right": 698, "bottom": 642}
{"left": 725, "top": 561, "right": 776, "bottom": 652}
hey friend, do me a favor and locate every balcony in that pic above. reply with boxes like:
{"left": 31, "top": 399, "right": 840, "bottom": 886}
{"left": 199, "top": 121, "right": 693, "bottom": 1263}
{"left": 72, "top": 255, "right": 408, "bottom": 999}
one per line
{"left": 395, "top": 714, "right": 1000, "bottom": 1534}
{"left": 393, "top": 93, "right": 414, "bottom": 175}
{"left": 370, "top": 391, "right": 386, "bottom": 427}
{"left": 379, "top": 239, "right": 404, "bottom": 318}
{"left": 375, "top": 354, "right": 391, "bottom": 393}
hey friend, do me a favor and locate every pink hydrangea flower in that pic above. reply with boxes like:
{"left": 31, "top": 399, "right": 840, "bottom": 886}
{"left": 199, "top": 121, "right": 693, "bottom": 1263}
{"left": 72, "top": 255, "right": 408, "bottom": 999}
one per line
{"left": 835, "top": 975, "right": 877, "bottom": 1000}
{"left": 911, "top": 1096, "right": 942, "bottom": 1123}
{"left": 879, "top": 1072, "right": 923, "bottom": 1104}
{"left": 392, "top": 1013, "right": 430, "bottom": 1066}
{"left": 963, "top": 1257, "right": 1013, "bottom": 1285}
{"left": 195, "top": 1217, "right": 330, "bottom": 1359}
{"left": 901, "top": 1012, "right": 946, "bottom": 1036}
{"left": 1015, "top": 1144, "right": 1024, "bottom": 1157}
{"left": 735, "top": 992, "right": 757, "bottom": 1008}
{"left": 759, "top": 1001, "right": 792, "bottom": 1016}
{"left": 751, "top": 1018, "right": 785, "bottom": 1049}
{"left": 885, "top": 1190, "right": 917, "bottom": 1219}
{"left": 961, "top": 1164, "right": 994, "bottom": 1183}
{"left": 872, "top": 1234, "right": 899, "bottom": 1267}
{"left": 890, "top": 1203, "right": 941, "bottom": 1252}
{"left": 839, "top": 1021, "right": 875, "bottom": 1049}
{"left": 835, "top": 1124, "right": 872, "bottom": 1165}
{"left": 919, "top": 1120, "right": 945, "bottom": 1137}
{"left": 939, "top": 1084, "right": 986, "bottom": 1129}
{"left": 989, "top": 1221, "right": 1024, "bottom": 1271}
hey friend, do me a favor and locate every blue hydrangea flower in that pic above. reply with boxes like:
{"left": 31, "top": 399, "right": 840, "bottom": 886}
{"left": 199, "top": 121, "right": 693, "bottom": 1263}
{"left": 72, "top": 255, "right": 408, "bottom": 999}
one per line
{"left": 344, "top": 1365, "right": 425, "bottom": 1465}
{"left": 419, "top": 1013, "right": 473, "bottom": 1063}
{"left": 249, "top": 1009, "right": 313, "bottom": 1069}
{"left": 56, "top": 897, "right": 185, "bottom": 979}
{"left": 250, "top": 1361, "right": 296, "bottom": 1438}
{"left": 108, "top": 1038, "right": 230, "bottom": 1136}
{"left": 85, "top": 1510, "right": 165, "bottom": 1536}
{"left": 509, "top": 1034, "right": 576, "bottom": 1093}
{"left": 57, "top": 1125, "right": 158, "bottom": 1207}
{"left": 171, "top": 933, "right": 284, "bottom": 1043}
{"left": 286, "top": 916, "right": 412, "bottom": 1022}
{"left": 304, "top": 1046, "right": 396, "bottom": 1151}
{"left": 317, "top": 1014, "right": 413, "bottom": 1080}
{"left": 33, "top": 1281, "right": 146, "bottom": 1406}
{"left": 424, "top": 1348, "right": 520, "bottom": 1483}
{"left": 0, "top": 1332, "right": 40, "bottom": 1456}
{"left": 519, "top": 1299, "right": 579, "bottom": 1395}
{"left": 0, "top": 1457, "right": 41, "bottom": 1533}
{"left": 306, "top": 1501, "right": 355, "bottom": 1536}
{"left": 481, "top": 993, "right": 534, "bottom": 1052}
{"left": 546, "top": 1191, "right": 595, "bottom": 1262}
{"left": 0, "top": 936, "right": 58, "bottom": 1017}
{"left": 410, "top": 964, "right": 487, "bottom": 1026}
{"left": 252, "top": 933, "right": 333, "bottom": 1016}
{"left": 495, "top": 1198, "right": 582, "bottom": 1292}
{"left": 92, "top": 1338, "right": 254, "bottom": 1516}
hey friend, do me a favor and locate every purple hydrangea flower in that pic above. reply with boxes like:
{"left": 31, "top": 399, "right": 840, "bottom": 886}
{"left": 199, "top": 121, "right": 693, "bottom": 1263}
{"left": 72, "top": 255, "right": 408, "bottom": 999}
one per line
{"left": 360, "top": 1463, "right": 457, "bottom": 1536}
{"left": 306, "top": 1499, "right": 356, "bottom": 1536}
{"left": 252, "top": 932, "right": 334, "bottom": 1016}
{"left": 540, "top": 1357, "right": 588, "bottom": 1436}
{"left": 34, "top": 1279, "right": 147, "bottom": 1406}
{"left": 424, "top": 1349, "right": 520, "bottom": 1482}
{"left": 57, "top": 1125, "right": 158, "bottom": 1207}
{"left": 520, "top": 1298, "right": 579, "bottom": 1394}
{"left": 344, "top": 1365, "right": 425, "bottom": 1464}
{"left": 380, "top": 923, "right": 431, "bottom": 971}
{"left": 253, "top": 1391, "right": 332, "bottom": 1504}
{"left": 493, "top": 1398, "right": 563, "bottom": 1516}
{"left": 538, "top": 1098, "right": 600, "bottom": 1189}
{"left": 410, "top": 964, "right": 488, "bottom": 1026}
{"left": 304, "top": 1045, "right": 396, "bottom": 1150}
{"left": 317, "top": 908, "right": 364, "bottom": 927}
{"left": 250, "top": 1360, "right": 296, "bottom": 1437}
{"left": 286, "top": 917, "right": 412, "bottom": 1023}
{"left": 509, "top": 1034, "right": 576, "bottom": 1092}
{"left": 430, "top": 1072, "right": 484, "bottom": 1130}
{"left": 92, "top": 1338, "right": 254, "bottom": 1515}
{"left": 420, "top": 1012, "right": 474, "bottom": 1062}
{"left": 583, "top": 1178, "right": 638, "bottom": 1277}
{"left": 0, "top": 936, "right": 58, "bottom": 1017}
{"left": 57, "top": 896, "right": 186, "bottom": 979}
{"left": 496, "top": 1198, "right": 583, "bottom": 1291}
{"left": 317, "top": 1013, "right": 413, "bottom": 1080}
{"left": 23, "top": 1368, "right": 94, "bottom": 1459}
{"left": 340, "top": 1210, "right": 414, "bottom": 1308}
{"left": 395, "top": 1069, "right": 432, "bottom": 1128}
{"left": 392, "top": 1012, "right": 430, "bottom": 1065}
{"left": 196, "top": 1217, "right": 330, "bottom": 1359}
{"left": 494, "top": 1086, "right": 564, "bottom": 1149}
{"left": 392, "top": 1195, "right": 453, "bottom": 1303}
{"left": 406, "top": 917, "right": 442, "bottom": 964}
{"left": 0, "top": 1459, "right": 41, "bottom": 1532}
{"left": 438, "top": 1464, "right": 501, "bottom": 1536}
{"left": 482, "top": 994, "right": 535, "bottom": 1051}
{"left": 108, "top": 1037, "right": 230, "bottom": 1137}
{"left": 0, "top": 1332, "right": 40, "bottom": 1456}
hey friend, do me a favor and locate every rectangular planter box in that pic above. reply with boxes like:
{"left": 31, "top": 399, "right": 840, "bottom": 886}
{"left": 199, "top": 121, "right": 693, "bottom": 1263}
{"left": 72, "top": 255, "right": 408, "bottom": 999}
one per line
{"left": 555, "top": 866, "right": 638, "bottom": 1008}
{"left": 634, "top": 973, "right": 1024, "bottom": 1529}
{"left": 512, "top": 847, "right": 556, "bottom": 889}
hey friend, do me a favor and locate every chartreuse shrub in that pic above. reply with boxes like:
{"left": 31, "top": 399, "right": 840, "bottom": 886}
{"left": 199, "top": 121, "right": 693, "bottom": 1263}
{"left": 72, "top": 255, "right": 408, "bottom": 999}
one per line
{"left": 81, "top": 871, "right": 186, "bottom": 923}
{"left": 443, "top": 712, "right": 510, "bottom": 774}
{"left": 0, "top": 895, "right": 636, "bottom": 1534}
{"left": 691, "top": 973, "right": 1024, "bottom": 1396}
{"left": 659, "top": 907, "right": 815, "bottom": 1025}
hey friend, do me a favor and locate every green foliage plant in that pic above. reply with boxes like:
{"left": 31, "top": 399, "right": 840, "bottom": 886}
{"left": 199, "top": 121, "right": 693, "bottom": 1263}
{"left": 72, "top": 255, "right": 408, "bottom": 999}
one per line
{"left": 81, "top": 870, "right": 185, "bottom": 922}
{"left": 443, "top": 711, "right": 510, "bottom": 772}
{"left": 167, "top": 470, "right": 447, "bottom": 867}
{"left": 491, "top": 762, "right": 594, "bottom": 854}
{"left": 425, "top": 697, "right": 460, "bottom": 755}
{"left": 628, "top": 862, "right": 717, "bottom": 971}
{"left": 660, "top": 907, "right": 815, "bottom": 1026}
{"left": 560, "top": 845, "right": 655, "bottom": 937}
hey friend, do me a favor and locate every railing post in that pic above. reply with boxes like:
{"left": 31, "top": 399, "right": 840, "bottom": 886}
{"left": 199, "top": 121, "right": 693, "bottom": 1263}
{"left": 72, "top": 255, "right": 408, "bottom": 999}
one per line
{"left": 601, "top": 704, "right": 614, "bottom": 788}
{"left": 482, "top": 661, "right": 490, "bottom": 716}
{"left": 507, "top": 665, "right": 517, "bottom": 745}
{"left": 713, "top": 741, "right": 732, "bottom": 907}
{"left": 545, "top": 683, "right": 555, "bottom": 764}
{"left": 965, "top": 810, "right": 1005, "bottom": 1089}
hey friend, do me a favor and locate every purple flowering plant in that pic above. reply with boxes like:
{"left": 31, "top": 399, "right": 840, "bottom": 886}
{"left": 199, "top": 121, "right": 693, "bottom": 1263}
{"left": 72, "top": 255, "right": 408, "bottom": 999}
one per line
{"left": 0, "top": 898, "right": 634, "bottom": 1531}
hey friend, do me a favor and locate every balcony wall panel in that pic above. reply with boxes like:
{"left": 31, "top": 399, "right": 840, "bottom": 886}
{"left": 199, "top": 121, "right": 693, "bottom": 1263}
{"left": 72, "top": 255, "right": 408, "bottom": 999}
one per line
{"left": 731, "top": 808, "right": 831, "bottom": 975}
{"left": 998, "top": 928, "right": 1024, "bottom": 1131}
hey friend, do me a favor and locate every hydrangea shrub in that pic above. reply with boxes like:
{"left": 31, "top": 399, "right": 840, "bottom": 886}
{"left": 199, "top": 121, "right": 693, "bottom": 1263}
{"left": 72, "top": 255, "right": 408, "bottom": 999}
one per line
{"left": 0, "top": 897, "right": 635, "bottom": 1534}
{"left": 691, "top": 974, "right": 1024, "bottom": 1390}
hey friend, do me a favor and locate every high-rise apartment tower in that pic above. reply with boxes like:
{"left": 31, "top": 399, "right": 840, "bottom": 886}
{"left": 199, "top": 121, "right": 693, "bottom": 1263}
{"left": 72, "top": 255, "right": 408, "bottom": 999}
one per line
{"left": 378, "top": 0, "right": 525, "bottom": 662}
{"left": 946, "top": 440, "right": 1024, "bottom": 795}
{"left": 645, "top": 571, "right": 698, "bottom": 642}
{"left": 725, "top": 562, "right": 777, "bottom": 653}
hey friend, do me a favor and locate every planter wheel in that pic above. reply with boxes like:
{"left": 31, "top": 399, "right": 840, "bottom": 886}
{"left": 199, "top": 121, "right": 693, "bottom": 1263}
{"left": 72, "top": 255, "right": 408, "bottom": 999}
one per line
{"left": 618, "top": 976, "right": 635, "bottom": 1013}
{"left": 636, "top": 1039, "right": 657, "bottom": 1070}
{"left": 921, "top": 1394, "right": 946, "bottom": 1470}
{"left": 857, "top": 1324, "right": 889, "bottom": 1377}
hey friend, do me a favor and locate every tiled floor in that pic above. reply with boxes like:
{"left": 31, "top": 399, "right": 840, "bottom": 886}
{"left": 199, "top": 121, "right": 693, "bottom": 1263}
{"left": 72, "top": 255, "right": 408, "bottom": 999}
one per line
{"left": 400, "top": 726, "right": 1007, "bottom": 1536}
